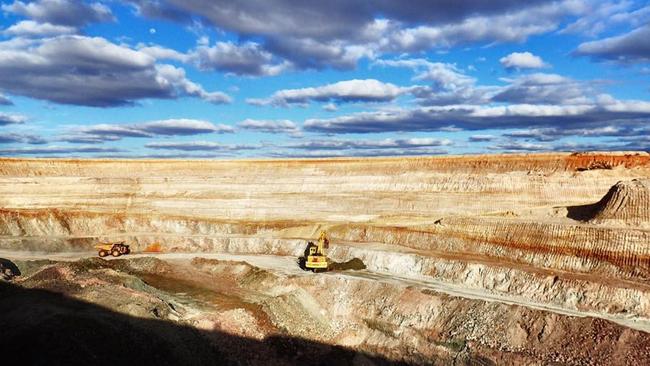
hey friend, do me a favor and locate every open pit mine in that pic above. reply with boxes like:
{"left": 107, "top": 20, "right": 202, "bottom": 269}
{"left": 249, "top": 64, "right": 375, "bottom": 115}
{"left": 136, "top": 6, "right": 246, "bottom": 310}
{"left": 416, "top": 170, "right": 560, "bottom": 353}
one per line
{"left": 2, "top": 152, "right": 650, "bottom": 365}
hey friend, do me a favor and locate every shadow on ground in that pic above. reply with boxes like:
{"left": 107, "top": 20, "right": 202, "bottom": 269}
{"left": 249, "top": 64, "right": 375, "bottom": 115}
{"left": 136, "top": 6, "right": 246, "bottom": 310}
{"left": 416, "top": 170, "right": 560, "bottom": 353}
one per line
{"left": 566, "top": 202, "right": 601, "bottom": 222}
{"left": 0, "top": 280, "right": 409, "bottom": 366}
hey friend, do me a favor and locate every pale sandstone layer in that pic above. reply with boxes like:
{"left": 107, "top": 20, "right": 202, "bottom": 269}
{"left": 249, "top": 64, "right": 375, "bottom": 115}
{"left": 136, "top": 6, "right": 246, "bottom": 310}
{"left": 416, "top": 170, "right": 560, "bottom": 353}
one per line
{"left": 1, "top": 152, "right": 650, "bottom": 364}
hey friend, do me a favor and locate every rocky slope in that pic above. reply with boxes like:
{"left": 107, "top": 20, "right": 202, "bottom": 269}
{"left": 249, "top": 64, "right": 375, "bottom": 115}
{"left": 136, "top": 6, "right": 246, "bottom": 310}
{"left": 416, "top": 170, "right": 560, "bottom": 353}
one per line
{"left": 5, "top": 256, "right": 650, "bottom": 365}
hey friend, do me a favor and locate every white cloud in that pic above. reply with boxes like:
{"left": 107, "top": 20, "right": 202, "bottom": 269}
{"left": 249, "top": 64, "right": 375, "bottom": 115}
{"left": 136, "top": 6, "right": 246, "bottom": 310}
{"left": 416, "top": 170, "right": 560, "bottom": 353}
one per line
{"left": 303, "top": 96, "right": 650, "bottom": 134}
{"left": 500, "top": 52, "right": 548, "bottom": 69}
{"left": 375, "top": 58, "right": 475, "bottom": 90}
{"left": 2, "top": 0, "right": 114, "bottom": 27}
{"left": 192, "top": 41, "right": 291, "bottom": 76}
{"left": 575, "top": 24, "right": 650, "bottom": 63}
{"left": 0, "top": 112, "right": 27, "bottom": 125}
{"left": 561, "top": 2, "right": 650, "bottom": 37}
{"left": 469, "top": 135, "right": 496, "bottom": 142}
{"left": 383, "top": 1, "right": 585, "bottom": 52}
{"left": 3, "top": 20, "right": 76, "bottom": 37}
{"left": 237, "top": 119, "right": 301, "bottom": 136}
{"left": 145, "top": 141, "right": 255, "bottom": 151}
{"left": 247, "top": 79, "right": 413, "bottom": 107}
{"left": 0, "top": 132, "right": 46, "bottom": 144}
{"left": 63, "top": 119, "right": 234, "bottom": 143}
{"left": 323, "top": 103, "right": 338, "bottom": 112}
{"left": 493, "top": 73, "right": 589, "bottom": 105}
{"left": 138, "top": 45, "right": 189, "bottom": 62}
{"left": 155, "top": 64, "right": 232, "bottom": 104}
{"left": 0, "top": 35, "right": 231, "bottom": 106}
{"left": 0, "top": 145, "right": 121, "bottom": 155}
{"left": 126, "top": 0, "right": 585, "bottom": 71}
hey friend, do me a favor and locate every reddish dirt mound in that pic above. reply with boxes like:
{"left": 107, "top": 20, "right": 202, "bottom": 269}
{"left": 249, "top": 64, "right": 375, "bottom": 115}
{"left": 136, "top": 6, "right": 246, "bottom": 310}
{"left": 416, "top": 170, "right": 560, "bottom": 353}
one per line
{"left": 566, "top": 152, "right": 650, "bottom": 171}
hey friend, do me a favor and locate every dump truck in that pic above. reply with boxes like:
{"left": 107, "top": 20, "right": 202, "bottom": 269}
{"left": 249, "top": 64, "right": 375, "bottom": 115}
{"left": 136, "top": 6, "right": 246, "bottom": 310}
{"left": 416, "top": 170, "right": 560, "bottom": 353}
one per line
{"left": 302, "top": 231, "right": 330, "bottom": 272}
{"left": 96, "top": 241, "right": 131, "bottom": 257}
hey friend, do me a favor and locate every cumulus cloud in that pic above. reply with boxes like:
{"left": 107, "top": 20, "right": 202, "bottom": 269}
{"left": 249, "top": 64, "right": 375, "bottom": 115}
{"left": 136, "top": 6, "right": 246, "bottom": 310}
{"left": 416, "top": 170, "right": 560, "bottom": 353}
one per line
{"left": 488, "top": 141, "right": 551, "bottom": 152}
{"left": 502, "top": 125, "right": 642, "bottom": 142}
{"left": 2, "top": 0, "right": 114, "bottom": 27}
{"left": 237, "top": 119, "right": 301, "bottom": 136}
{"left": 0, "top": 145, "right": 121, "bottom": 156}
{"left": 500, "top": 52, "right": 548, "bottom": 69}
{"left": 125, "top": 0, "right": 583, "bottom": 70}
{"left": 469, "top": 135, "right": 496, "bottom": 142}
{"left": 0, "top": 112, "right": 27, "bottom": 125}
{"left": 271, "top": 135, "right": 453, "bottom": 158}
{"left": 145, "top": 141, "right": 255, "bottom": 151}
{"left": 269, "top": 147, "right": 448, "bottom": 158}
{"left": 192, "top": 41, "right": 291, "bottom": 76}
{"left": 375, "top": 59, "right": 474, "bottom": 89}
{"left": 264, "top": 37, "right": 375, "bottom": 70}
{"left": 137, "top": 45, "right": 188, "bottom": 62}
{"left": 101, "top": 152, "right": 240, "bottom": 159}
{"left": 561, "top": 2, "right": 650, "bottom": 37}
{"left": 0, "top": 35, "right": 231, "bottom": 106}
{"left": 0, "top": 132, "right": 47, "bottom": 144}
{"left": 0, "top": 94, "right": 13, "bottom": 105}
{"left": 374, "top": 58, "right": 498, "bottom": 106}
{"left": 248, "top": 79, "right": 414, "bottom": 107}
{"left": 492, "top": 73, "right": 590, "bottom": 105}
{"left": 575, "top": 24, "right": 650, "bottom": 63}
{"left": 154, "top": 64, "right": 232, "bottom": 104}
{"left": 3, "top": 20, "right": 76, "bottom": 37}
{"left": 63, "top": 119, "right": 234, "bottom": 143}
{"left": 57, "top": 134, "right": 121, "bottom": 144}
{"left": 138, "top": 119, "right": 234, "bottom": 135}
{"left": 138, "top": 40, "right": 291, "bottom": 77}
{"left": 486, "top": 139, "right": 626, "bottom": 153}
{"left": 303, "top": 99, "right": 650, "bottom": 134}
{"left": 322, "top": 103, "right": 338, "bottom": 112}
{"left": 129, "top": 0, "right": 556, "bottom": 42}
{"left": 285, "top": 137, "right": 452, "bottom": 150}
{"left": 383, "top": 1, "right": 584, "bottom": 52}
{"left": 502, "top": 129, "right": 559, "bottom": 142}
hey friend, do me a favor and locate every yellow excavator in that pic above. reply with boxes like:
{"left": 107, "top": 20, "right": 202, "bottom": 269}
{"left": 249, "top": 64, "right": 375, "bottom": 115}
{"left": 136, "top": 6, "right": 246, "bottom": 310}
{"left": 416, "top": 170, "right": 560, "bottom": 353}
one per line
{"left": 302, "top": 231, "right": 330, "bottom": 272}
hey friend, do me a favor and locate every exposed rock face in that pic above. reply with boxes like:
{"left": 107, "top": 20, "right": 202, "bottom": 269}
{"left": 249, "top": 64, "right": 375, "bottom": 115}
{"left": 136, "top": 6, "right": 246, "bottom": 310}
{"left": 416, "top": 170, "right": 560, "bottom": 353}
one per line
{"left": 1, "top": 152, "right": 650, "bottom": 364}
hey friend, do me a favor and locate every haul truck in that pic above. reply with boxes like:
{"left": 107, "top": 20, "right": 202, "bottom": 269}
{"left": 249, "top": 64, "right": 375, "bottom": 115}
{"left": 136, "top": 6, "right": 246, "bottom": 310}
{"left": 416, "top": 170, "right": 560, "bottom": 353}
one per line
{"left": 96, "top": 241, "right": 131, "bottom": 257}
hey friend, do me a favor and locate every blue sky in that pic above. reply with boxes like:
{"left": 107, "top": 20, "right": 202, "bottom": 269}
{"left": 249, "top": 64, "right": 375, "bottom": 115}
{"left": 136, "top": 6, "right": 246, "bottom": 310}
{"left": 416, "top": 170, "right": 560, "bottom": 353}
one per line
{"left": 0, "top": 0, "right": 649, "bottom": 158}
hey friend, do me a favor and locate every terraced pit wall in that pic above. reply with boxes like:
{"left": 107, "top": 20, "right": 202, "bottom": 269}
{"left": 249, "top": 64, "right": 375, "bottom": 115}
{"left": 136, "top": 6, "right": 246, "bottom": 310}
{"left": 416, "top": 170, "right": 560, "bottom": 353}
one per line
{"left": 2, "top": 153, "right": 650, "bottom": 326}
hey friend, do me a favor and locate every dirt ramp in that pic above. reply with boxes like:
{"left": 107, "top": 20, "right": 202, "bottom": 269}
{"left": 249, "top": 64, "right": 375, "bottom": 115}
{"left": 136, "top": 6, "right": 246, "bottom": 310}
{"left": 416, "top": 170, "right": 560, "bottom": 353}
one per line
{"left": 569, "top": 179, "right": 650, "bottom": 225}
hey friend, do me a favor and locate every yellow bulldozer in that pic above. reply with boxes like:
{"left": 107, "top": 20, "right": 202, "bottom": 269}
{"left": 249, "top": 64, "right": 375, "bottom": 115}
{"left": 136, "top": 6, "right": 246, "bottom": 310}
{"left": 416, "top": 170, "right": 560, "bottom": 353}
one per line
{"left": 301, "top": 231, "right": 330, "bottom": 272}
{"left": 95, "top": 241, "right": 131, "bottom": 257}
